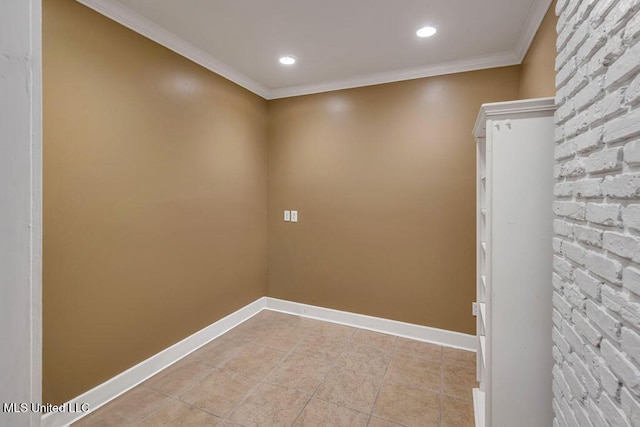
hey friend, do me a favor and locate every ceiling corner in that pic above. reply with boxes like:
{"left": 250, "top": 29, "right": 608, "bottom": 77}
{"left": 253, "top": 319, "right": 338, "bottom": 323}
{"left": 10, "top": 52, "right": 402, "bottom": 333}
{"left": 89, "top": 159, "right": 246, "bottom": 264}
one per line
{"left": 266, "top": 51, "right": 521, "bottom": 100}
{"left": 514, "top": 0, "right": 555, "bottom": 62}
{"left": 75, "top": 0, "right": 271, "bottom": 99}
{"left": 75, "top": 0, "right": 552, "bottom": 101}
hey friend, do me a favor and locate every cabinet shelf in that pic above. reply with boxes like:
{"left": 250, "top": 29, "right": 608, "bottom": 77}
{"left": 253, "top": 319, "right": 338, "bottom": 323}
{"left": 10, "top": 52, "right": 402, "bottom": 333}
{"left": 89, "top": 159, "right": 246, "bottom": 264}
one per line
{"left": 473, "top": 388, "right": 486, "bottom": 427}
{"left": 474, "top": 97, "right": 555, "bottom": 427}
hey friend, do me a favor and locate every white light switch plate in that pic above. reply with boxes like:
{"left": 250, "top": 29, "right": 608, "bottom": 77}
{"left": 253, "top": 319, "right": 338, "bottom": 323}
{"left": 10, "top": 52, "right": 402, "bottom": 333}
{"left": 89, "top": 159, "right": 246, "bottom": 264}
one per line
{"left": 284, "top": 210, "right": 291, "bottom": 221}
{"left": 291, "top": 210, "right": 298, "bottom": 222}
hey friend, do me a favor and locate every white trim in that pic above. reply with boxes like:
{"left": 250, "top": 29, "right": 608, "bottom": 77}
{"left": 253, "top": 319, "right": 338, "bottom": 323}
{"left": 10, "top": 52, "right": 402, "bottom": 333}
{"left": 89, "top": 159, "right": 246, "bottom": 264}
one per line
{"left": 42, "top": 296, "right": 475, "bottom": 426}
{"left": 74, "top": 0, "right": 550, "bottom": 100}
{"left": 41, "top": 298, "right": 268, "bottom": 427}
{"left": 265, "top": 297, "right": 476, "bottom": 352}
{"left": 473, "top": 387, "right": 486, "bottom": 427}
{"left": 267, "top": 52, "right": 519, "bottom": 99}
{"left": 515, "top": 0, "right": 554, "bottom": 62}
{"left": 473, "top": 97, "right": 556, "bottom": 138}
{"left": 0, "top": 1, "right": 42, "bottom": 426}
{"left": 75, "top": 0, "right": 270, "bottom": 99}
{"left": 30, "top": 0, "right": 43, "bottom": 425}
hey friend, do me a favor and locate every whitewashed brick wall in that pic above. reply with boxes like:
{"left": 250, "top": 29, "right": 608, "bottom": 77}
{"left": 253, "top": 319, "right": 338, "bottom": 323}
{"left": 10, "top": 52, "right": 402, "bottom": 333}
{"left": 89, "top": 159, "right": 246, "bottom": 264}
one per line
{"left": 553, "top": 1, "right": 640, "bottom": 426}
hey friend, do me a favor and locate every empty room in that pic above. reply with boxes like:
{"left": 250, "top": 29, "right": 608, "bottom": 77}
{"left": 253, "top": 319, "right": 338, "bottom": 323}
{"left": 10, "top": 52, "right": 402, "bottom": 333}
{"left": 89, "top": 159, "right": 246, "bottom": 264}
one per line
{"left": 3, "top": 0, "right": 640, "bottom": 426}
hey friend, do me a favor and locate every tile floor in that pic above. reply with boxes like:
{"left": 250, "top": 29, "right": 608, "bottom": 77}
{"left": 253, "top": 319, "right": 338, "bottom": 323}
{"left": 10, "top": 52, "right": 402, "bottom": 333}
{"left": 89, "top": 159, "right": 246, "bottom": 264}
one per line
{"left": 74, "top": 310, "right": 477, "bottom": 426}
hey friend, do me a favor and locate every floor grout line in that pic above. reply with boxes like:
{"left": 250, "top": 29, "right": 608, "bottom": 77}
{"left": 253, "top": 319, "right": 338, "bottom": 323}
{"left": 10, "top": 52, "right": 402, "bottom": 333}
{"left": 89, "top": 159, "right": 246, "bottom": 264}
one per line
{"left": 218, "top": 313, "right": 352, "bottom": 425}
{"left": 440, "top": 345, "right": 444, "bottom": 427}
{"left": 366, "top": 333, "right": 397, "bottom": 426}
{"left": 289, "top": 324, "right": 358, "bottom": 426}
{"left": 74, "top": 312, "right": 476, "bottom": 426}
{"left": 219, "top": 323, "right": 302, "bottom": 424}
{"left": 124, "top": 387, "right": 177, "bottom": 426}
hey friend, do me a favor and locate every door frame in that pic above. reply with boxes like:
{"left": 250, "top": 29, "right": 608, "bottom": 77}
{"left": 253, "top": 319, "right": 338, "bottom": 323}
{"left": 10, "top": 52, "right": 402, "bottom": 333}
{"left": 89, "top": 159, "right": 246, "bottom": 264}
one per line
{"left": 1, "top": 0, "right": 43, "bottom": 425}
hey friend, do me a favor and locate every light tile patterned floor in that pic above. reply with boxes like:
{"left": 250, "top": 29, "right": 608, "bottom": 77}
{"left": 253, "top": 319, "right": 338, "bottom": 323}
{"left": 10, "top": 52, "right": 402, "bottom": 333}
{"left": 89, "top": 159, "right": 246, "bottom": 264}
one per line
{"left": 74, "top": 310, "right": 477, "bottom": 426}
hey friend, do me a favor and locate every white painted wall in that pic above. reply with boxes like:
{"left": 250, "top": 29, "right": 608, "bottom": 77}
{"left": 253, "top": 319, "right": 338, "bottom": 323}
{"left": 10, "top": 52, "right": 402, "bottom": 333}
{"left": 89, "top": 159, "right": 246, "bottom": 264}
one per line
{"left": 0, "top": 0, "right": 42, "bottom": 426}
{"left": 552, "top": 1, "right": 640, "bottom": 425}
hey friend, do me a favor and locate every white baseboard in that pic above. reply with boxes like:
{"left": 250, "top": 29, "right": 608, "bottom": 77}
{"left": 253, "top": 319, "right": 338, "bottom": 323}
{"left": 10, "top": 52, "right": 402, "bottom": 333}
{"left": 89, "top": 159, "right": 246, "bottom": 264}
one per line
{"left": 265, "top": 297, "right": 477, "bottom": 352}
{"left": 41, "top": 297, "right": 267, "bottom": 427}
{"left": 43, "top": 296, "right": 475, "bottom": 426}
{"left": 473, "top": 387, "right": 486, "bottom": 427}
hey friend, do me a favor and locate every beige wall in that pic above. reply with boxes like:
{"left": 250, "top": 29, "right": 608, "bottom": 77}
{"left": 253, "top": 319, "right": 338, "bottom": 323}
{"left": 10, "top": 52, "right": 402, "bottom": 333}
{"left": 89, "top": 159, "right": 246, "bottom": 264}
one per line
{"left": 267, "top": 67, "right": 521, "bottom": 335}
{"left": 43, "top": 0, "right": 268, "bottom": 404}
{"left": 44, "top": 0, "right": 557, "bottom": 405}
{"left": 519, "top": 1, "right": 558, "bottom": 99}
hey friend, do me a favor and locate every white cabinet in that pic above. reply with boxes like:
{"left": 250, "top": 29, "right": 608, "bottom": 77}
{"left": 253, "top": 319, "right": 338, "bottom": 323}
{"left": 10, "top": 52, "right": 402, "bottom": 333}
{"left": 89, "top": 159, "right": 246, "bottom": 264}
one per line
{"left": 473, "top": 98, "right": 555, "bottom": 427}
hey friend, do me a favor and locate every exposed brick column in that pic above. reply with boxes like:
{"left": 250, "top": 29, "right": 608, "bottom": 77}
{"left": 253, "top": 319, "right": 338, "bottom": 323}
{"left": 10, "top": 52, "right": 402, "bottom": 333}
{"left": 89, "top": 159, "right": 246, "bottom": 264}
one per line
{"left": 553, "top": 0, "right": 640, "bottom": 425}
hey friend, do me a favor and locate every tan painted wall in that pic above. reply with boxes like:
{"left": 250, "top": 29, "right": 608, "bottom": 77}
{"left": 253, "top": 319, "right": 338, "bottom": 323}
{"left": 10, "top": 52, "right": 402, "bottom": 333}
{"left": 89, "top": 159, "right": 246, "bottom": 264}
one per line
{"left": 43, "top": 0, "right": 553, "bottom": 404}
{"left": 43, "top": 0, "right": 268, "bottom": 404}
{"left": 519, "top": 1, "right": 558, "bottom": 99}
{"left": 267, "top": 67, "right": 521, "bottom": 335}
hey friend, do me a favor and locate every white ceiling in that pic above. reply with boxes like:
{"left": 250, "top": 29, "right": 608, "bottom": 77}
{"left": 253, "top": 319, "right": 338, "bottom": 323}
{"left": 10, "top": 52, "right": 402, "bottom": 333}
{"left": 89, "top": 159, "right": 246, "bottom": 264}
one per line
{"left": 77, "top": 0, "right": 553, "bottom": 99}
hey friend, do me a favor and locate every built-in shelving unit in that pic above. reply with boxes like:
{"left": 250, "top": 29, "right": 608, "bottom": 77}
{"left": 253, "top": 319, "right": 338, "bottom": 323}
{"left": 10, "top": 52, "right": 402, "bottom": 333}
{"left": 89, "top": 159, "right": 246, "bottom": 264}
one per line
{"left": 475, "top": 124, "right": 488, "bottom": 411}
{"left": 473, "top": 98, "right": 555, "bottom": 427}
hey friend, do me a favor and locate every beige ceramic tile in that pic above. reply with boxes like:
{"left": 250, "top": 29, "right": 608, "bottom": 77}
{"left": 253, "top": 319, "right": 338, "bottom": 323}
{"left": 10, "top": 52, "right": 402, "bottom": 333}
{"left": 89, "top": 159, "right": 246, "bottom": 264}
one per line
{"left": 442, "top": 347, "right": 476, "bottom": 369}
{"left": 226, "top": 317, "right": 270, "bottom": 340}
{"left": 442, "top": 363, "right": 478, "bottom": 399}
{"left": 352, "top": 329, "right": 396, "bottom": 353}
{"left": 73, "top": 386, "right": 169, "bottom": 426}
{"left": 385, "top": 352, "right": 441, "bottom": 392}
{"left": 217, "top": 329, "right": 257, "bottom": 346}
{"left": 294, "top": 334, "right": 350, "bottom": 359}
{"left": 247, "top": 311, "right": 301, "bottom": 335}
{"left": 139, "top": 399, "right": 221, "bottom": 426}
{"left": 310, "top": 321, "right": 357, "bottom": 338}
{"left": 227, "top": 382, "right": 310, "bottom": 426}
{"left": 223, "top": 343, "right": 285, "bottom": 379}
{"left": 335, "top": 343, "right": 391, "bottom": 379}
{"left": 253, "top": 327, "right": 305, "bottom": 352}
{"left": 218, "top": 421, "right": 246, "bottom": 427}
{"left": 315, "top": 365, "right": 382, "bottom": 414}
{"left": 180, "top": 368, "right": 257, "bottom": 417}
{"left": 367, "top": 416, "right": 406, "bottom": 427}
{"left": 144, "top": 360, "right": 213, "bottom": 396}
{"left": 218, "top": 325, "right": 262, "bottom": 343}
{"left": 394, "top": 337, "right": 442, "bottom": 362}
{"left": 266, "top": 352, "right": 334, "bottom": 394}
{"left": 295, "top": 398, "right": 369, "bottom": 427}
{"left": 442, "top": 395, "right": 474, "bottom": 427}
{"left": 258, "top": 310, "right": 299, "bottom": 324}
{"left": 373, "top": 383, "right": 440, "bottom": 427}
{"left": 76, "top": 315, "right": 480, "bottom": 427}
{"left": 292, "top": 316, "right": 327, "bottom": 334}
{"left": 187, "top": 338, "right": 247, "bottom": 367}
{"left": 72, "top": 409, "right": 130, "bottom": 426}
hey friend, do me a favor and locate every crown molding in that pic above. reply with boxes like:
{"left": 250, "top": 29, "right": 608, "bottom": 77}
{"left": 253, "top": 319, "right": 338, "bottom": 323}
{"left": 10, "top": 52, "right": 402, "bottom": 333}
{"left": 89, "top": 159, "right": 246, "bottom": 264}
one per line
{"left": 473, "top": 97, "right": 556, "bottom": 138}
{"left": 515, "top": 0, "right": 554, "bottom": 62}
{"left": 267, "top": 52, "right": 520, "bottom": 99}
{"left": 76, "top": 0, "right": 271, "bottom": 98}
{"left": 76, "top": 0, "right": 550, "bottom": 100}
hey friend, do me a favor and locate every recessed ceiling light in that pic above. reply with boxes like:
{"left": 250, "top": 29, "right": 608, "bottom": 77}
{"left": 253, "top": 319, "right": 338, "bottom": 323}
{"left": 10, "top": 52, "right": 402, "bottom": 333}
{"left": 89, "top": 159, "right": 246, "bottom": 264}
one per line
{"left": 416, "top": 26, "right": 437, "bottom": 38}
{"left": 279, "top": 56, "right": 296, "bottom": 65}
